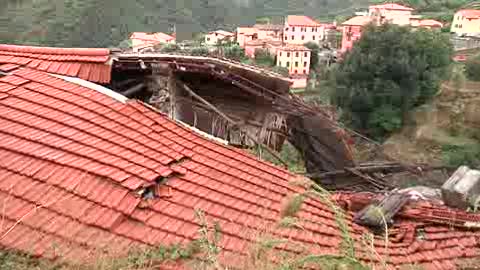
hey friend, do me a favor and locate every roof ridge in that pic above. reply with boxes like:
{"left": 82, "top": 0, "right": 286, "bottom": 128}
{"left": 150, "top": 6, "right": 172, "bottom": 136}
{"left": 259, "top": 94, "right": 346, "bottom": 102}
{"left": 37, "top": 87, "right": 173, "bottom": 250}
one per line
{"left": 0, "top": 44, "right": 110, "bottom": 57}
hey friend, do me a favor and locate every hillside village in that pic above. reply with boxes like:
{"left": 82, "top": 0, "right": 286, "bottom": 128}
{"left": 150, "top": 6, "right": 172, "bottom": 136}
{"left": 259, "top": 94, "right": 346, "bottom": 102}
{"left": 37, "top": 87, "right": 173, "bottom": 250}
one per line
{"left": 126, "top": 3, "right": 456, "bottom": 89}
{"left": 2, "top": 1, "right": 480, "bottom": 270}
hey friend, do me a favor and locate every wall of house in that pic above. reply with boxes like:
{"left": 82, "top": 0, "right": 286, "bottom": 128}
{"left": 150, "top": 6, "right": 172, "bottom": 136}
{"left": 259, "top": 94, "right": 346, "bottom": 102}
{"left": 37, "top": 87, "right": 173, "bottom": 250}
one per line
{"left": 237, "top": 28, "right": 258, "bottom": 47}
{"left": 257, "top": 29, "right": 281, "bottom": 40}
{"left": 290, "top": 77, "right": 308, "bottom": 89}
{"left": 276, "top": 49, "right": 310, "bottom": 75}
{"left": 205, "top": 33, "right": 232, "bottom": 45}
{"left": 283, "top": 24, "right": 324, "bottom": 45}
{"left": 369, "top": 8, "right": 412, "bottom": 25}
{"left": 341, "top": 25, "right": 362, "bottom": 53}
{"left": 245, "top": 44, "right": 263, "bottom": 58}
{"left": 451, "top": 13, "right": 480, "bottom": 35}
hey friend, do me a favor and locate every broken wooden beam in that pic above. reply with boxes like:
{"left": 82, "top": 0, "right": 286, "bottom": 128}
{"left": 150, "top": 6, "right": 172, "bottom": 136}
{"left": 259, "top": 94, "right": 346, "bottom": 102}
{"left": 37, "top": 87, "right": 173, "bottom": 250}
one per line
{"left": 178, "top": 81, "right": 289, "bottom": 168}
{"left": 121, "top": 83, "right": 145, "bottom": 97}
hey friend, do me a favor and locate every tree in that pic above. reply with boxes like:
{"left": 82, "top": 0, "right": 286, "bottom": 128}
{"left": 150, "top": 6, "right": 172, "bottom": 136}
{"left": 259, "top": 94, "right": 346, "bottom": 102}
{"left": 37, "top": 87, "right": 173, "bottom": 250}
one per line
{"left": 304, "top": 42, "right": 320, "bottom": 71}
{"left": 330, "top": 23, "right": 452, "bottom": 139}
{"left": 254, "top": 49, "right": 275, "bottom": 67}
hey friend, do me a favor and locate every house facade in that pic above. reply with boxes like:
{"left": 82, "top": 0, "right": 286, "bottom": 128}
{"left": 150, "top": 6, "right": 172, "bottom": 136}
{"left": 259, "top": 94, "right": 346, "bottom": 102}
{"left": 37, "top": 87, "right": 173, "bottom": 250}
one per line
{"left": 283, "top": 15, "right": 324, "bottom": 45}
{"left": 341, "top": 3, "right": 443, "bottom": 53}
{"left": 205, "top": 30, "right": 235, "bottom": 45}
{"left": 276, "top": 45, "right": 311, "bottom": 88}
{"left": 253, "top": 24, "right": 283, "bottom": 40}
{"left": 236, "top": 27, "right": 258, "bottom": 47}
{"left": 244, "top": 39, "right": 282, "bottom": 58}
{"left": 130, "top": 32, "right": 175, "bottom": 52}
{"left": 340, "top": 16, "right": 372, "bottom": 53}
{"left": 451, "top": 10, "right": 480, "bottom": 36}
{"left": 368, "top": 3, "right": 414, "bottom": 25}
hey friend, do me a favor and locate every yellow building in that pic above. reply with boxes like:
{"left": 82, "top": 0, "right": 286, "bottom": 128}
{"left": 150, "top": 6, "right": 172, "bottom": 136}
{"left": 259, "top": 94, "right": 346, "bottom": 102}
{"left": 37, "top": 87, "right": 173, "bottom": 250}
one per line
{"left": 451, "top": 10, "right": 480, "bottom": 36}
{"left": 276, "top": 45, "right": 311, "bottom": 88}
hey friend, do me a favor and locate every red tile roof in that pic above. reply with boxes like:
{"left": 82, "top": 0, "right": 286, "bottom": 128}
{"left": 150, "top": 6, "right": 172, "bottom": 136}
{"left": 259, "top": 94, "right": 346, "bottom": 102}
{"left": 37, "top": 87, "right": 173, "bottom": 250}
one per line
{"left": 457, "top": 9, "right": 480, "bottom": 19}
{"left": 342, "top": 16, "right": 373, "bottom": 26}
{"left": 419, "top": 19, "right": 444, "bottom": 28}
{"left": 369, "top": 3, "right": 414, "bottom": 11}
{"left": 130, "top": 32, "right": 175, "bottom": 42}
{"left": 0, "top": 67, "right": 479, "bottom": 268}
{"left": 0, "top": 44, "right": 111, "bottom": 84}
{"left": 286, "top": 15, "right": 321, "bottom": 26}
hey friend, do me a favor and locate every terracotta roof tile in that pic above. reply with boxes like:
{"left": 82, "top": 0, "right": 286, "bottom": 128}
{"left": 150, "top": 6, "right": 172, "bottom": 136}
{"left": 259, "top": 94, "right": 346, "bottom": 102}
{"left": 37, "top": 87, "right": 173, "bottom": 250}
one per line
{"left": 0, "top": 67, "right": 479, "bottom": 268}
{"left": 457, "top": 9, "right": 480, "bottom": 19}
{"left": 369, "top": 3, "right": 414, "bottom": 11}
{"left": 287, "top": 15, "right": 322, "bottom": 26}
{"left": 0, "top": 44, "right": 111, "bottom": 83}
{"left": 342, "top": 16, "right": 373, "bottom": 26}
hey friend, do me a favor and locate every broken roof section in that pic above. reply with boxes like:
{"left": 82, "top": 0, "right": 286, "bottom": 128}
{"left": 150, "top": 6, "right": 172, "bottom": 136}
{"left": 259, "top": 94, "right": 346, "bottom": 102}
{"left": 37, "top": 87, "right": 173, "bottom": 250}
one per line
{"left": 0, "top": 65, "right": 480, "bottom": 269}
{"left": 0, "top": 44, "right": 112, "bottom": 83}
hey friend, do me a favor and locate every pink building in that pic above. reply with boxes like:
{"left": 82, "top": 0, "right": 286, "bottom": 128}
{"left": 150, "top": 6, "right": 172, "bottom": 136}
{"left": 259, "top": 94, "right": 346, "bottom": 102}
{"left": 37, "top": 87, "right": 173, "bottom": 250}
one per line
{"left": 130, "top": 32, "right": 175, "bottom": 52}
{"left": 340, "top": 16, "right": 372, "bottom": 53}
{"left": 283, "top": 15, "right": 324, "bottom": 45}
{"left": 236, "top": 27, "right": 258, "bottom": 47}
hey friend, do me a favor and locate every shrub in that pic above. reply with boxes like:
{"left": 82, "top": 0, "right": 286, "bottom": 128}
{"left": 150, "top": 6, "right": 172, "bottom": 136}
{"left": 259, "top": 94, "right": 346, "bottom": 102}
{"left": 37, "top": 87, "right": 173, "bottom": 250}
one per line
{"left": 465, "top": 58, "right": 480, "bottom": 81}
{"left": 442, "top": 144, "right": 480, "bottom": 168}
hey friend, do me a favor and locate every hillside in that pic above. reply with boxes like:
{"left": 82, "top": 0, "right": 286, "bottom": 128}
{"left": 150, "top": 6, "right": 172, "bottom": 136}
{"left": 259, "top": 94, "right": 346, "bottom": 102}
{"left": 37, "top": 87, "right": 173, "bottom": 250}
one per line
{"left": 0, "top": 0, "right": 373, "bottom": 48}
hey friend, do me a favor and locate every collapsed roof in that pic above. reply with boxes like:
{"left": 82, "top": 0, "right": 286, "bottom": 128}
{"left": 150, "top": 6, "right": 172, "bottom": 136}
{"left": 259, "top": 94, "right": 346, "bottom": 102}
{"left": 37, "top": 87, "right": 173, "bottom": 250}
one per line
{"left": 0, "top": 46, "right": 479, "bottom": 269}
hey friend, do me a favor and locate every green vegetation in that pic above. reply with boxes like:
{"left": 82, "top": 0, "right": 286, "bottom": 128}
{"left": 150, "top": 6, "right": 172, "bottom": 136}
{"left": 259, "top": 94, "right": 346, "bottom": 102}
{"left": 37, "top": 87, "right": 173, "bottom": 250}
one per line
{"left": 465, "top": 57, "right": 480, "bottom": 81}
{"left": 303, "top": 42, "right": 320, "bottom": 71}
{"left": 330, "top": 23, "right": 452, "bottom": 139}
{"left": 281, "top": 194, "right": 305, "bottom": 218}
{"left": 442, "top": 144, "right": 480, "bottom": 167}
{"left": 254, "top": 49, "right": 276, "bottom": 66}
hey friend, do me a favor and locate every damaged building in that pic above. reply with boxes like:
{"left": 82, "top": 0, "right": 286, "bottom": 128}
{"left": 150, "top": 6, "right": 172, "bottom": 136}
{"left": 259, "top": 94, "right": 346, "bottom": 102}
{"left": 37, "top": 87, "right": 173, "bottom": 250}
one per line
{"left": 0, "top": 44, "right": 479, "bottom": 270}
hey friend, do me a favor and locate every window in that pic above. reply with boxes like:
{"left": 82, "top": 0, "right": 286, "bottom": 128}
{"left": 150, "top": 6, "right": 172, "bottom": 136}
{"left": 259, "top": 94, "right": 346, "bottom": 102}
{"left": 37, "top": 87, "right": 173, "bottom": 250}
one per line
{"left": 304, "top": 52, "right": 308, "bottom": 57}
{"left": 207, "top": 37, "right": 211, "bottom": 41}
{"left": 279, "top": 61, "right": 282, "bottom": 66}
{"left": 287, "top": 52, "right": 290, "bottom": 57}
{"left": 291, "top": 35, "right": 294, "bottom": 40}
{"left": 303, "top": 70, "right": 306, "bottom": 74}
{"left": 279, "top": 52, "right": 282, "bottom": 56}
{"left": 295, "top": 61, "right": 298, "bottom": 67}
{"left": 286, "top": 61, "right": 290, "bottom": 67}
{"left": 295, "top": 70, "right": 298, "bottom": 74}
{"left": 301, "top": 35, "right": 305, "bottom": 40}
{"left": 284, "top": 35, "right": 288, "bottom": 40}
{"left": 312, "top": 27, "right": 315, "bottom": 32}
{"left": 313, "top": 35, "right": 316, "bottom": 40}
{"left": 295, "top": 52, "right": 299, "bottom": 57}
{"left": 292, "top": 27, "right": 295, "bottom": 31}
{"left": 285, "top": 27, "right": 289, "bottom": 31}
{"left": 304, "top": 61, "right": 307, "bottom": 67}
